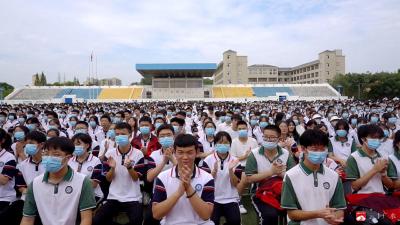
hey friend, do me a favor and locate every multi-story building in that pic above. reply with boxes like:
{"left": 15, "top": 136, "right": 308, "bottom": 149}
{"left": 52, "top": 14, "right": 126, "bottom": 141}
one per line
{"left": 214, "top": 49, "right": 345, "bottom": 84}
{"left": 84, "top": 77, "right": 122, "bottom": 86}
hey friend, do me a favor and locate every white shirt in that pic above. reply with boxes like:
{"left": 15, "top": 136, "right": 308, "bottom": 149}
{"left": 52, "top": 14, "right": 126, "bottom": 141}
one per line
{"left": 230, "top": 137, "right": 259, "bottom": 166}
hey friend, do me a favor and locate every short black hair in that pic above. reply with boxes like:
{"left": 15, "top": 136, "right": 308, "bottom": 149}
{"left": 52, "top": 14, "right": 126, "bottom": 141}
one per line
{"left": 236, "top": 120, "right": 248, "bottom": 128}
{"left": 299, "top": 129, "right": 329, "bottom": 148}
{"left": 393, "top": 130, "right": 400, "bottom": 151}
{"left": 357, "top": 124, "right": 384, "bottom": 144}
{"left": 176, "top": 111, "right": 187, "bottom": 117}
{"left": 170, "top": 117, "right": 185, "bottom": 126}
{"left": 26, "top": 131, "right": 46, "bottom": 143}
{"left": 203, "top": 121, "right": 216, "bottom": 129}
{"left": 157, "top": 124, "right": 175, "bottom": 136}
{"left": 71, "top": 133, "right": 92, "bottom": 149}
{"left": 76, "top": 121, "right": 88, "bottom": 128}
{"left": 139, "top": 116, "right": 152, "bottom": 124}
{"left": 231, "top": 114, "right": 242, "bottom": 122}
{"left": 0, "top": 128, "right": 12, "bottom": 149}
{"left": 15, "top": 125, "right": 29, "bottom": 134}
{"left": 214, "top": 131, "right": 232, "bottom": 145}
{"left": 114, "top": 122, "right": 132, "bottom": 133}
{"left": 263, "top": 125, "right": 281, "bottom": 136}
{"left": 174, "top": 134, "right": 198, "bottom": 150}
{"left": 44, "top": 137, "right": 75, "bottom": 155}
{"left": 100, "top": 115, "right": 111, "bottom": 122}
{"left": 334, "top": 119, "right": 349, "bottom": 132}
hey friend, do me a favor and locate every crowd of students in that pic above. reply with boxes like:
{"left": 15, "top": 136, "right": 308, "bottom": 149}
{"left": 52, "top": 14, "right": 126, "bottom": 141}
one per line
{"left": 0, "top": 100, "right": 400, "bottom": 225}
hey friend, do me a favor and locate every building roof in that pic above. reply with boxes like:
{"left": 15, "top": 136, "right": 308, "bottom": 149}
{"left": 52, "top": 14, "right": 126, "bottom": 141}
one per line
{"left": 136, "top": 63, "right": 217, "bottom": 78}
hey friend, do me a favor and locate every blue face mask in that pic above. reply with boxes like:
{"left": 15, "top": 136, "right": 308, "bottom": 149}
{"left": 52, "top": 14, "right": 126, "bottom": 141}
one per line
{"left": 167, "top": 111, "right": 172, "bottom": 116}
{"left": 8, "top": 115, "right": 15, "bottom": 121}
{"left": 42, "top": 156, "right": 64, "bottom": 173}
{"left": 238, "top": 130, "right": 248, "bottom": 138}
{"left": 75, "top": 129, "right": 87, "bottom": 134}
{"left": 225, "top": 116, "right": 232, "bottom": 123}
{"left": 388, "top": 117, "right": 397, "bottom": 124}
{"left": 155, "top": 122, "right": 162, "bottom": 130}
{"left": 115, "top": 135, "right": 130, "bottom": 147}
{"left": 262, "top": 141, "right": 278, "bottom": 150}
{"left": 383, "top": 130, "right": 389, "bottom": 138}
{"left": 205, "top": 127, "right": 215, "bottom": 136}
{"left": 159, "top": 136, "right": 174, "bottom": 148}
{"left": 173, "top": 126, "right": 180, "bottom": 134}
{"left": 367, "top": 138, "right": 381, "bottom": 150}
{"left": 336, "top": 130, "right": 347, "bottom": 137}
{"left": 215, "top": 144, "right": 230, "bottom": 154}
{"left": 89, "top": 121, "right": 97, "bottom": 128}
{"left": 250, "top": 120, "right": 258, "bottom": 126}
{"left": 18, "top": 118, "right": 25, "bottom": 124}
{"left": 140, "top": 126, "right": 150, "bottom": 135}
{"left": 73, "top": 145, "right": 85, "bottom": 156}
{"left": 27, "top": 114, "right": 34, "bottom": 119}
{"left": 69, "top": 121, "right": 77, "bottom": 127}
{"left": 26, "top": 124, "right": 36, "bottom": 131}
{"left": 107, "top": 130, "right": 116, "bottom": 139}
{"left": 14, "top": 131, "right": 25, "bottom": 141}
{"left": 342, "top": 113, "right": 349, "bottom": 119}
{"left": 48, "top": 125, "right": 58, "bottom": 130}
{"left": 220, "top": 116, "right": 226, "bottom": 123}
{"left": 370, "top": 116, "right": 379, "bottom": 124}
{"left": 259, "top": 122, "right": 268, "bottom": 128}
{"left": 307, "top": 150, "right": 328, "bottom": 164}
{"left": 113, "top": 117, "right": 121, "bottom": 124}
{"left": 293, "top": 120, "right": 299, "bottom": 126}
{"left": 351, "top": 118, "right": 357, "bottom": 125}
{"left": 24, "top": 144, "right": 38, "bottom": 156}
{"left": 261, "top": 113, "right": 268, "bottom": 117}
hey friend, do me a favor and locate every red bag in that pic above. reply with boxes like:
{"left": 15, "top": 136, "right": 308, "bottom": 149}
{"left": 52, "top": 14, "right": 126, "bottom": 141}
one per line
{"left": 255, "top": 176, "right": 283, "bottom": 210}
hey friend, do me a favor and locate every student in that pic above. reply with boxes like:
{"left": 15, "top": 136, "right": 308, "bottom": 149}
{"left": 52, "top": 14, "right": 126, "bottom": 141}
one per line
{"left": 69, "top": 133, "right": 104, "bottom": 202}
{"left": 201, "top": 131, "right": 242, "bottom": 225}
{"left": 245, "top": 125, "right": 296, "bottom": 225}
{"left": 20, "top": 136, "right": 96, "bottom": 225}
{"left": 152, "top": 134, "right": 214, "bottom": 225}
{"left": 0, "top": 128, "right": 17, "bottom": 223}
{"left": 12, "top": 125, "right": 29, "bottom": 163}
{"left": 328, "top": 119, "right": 357, "bottom": 167}
{"left": 93, "top": 122, "right": 146, "bottom": 225}
{"left": 198, "top": 121, "right": 217, "bottom": 161}
{"left": 345, "top": 124, "right": 395, "bottom": 194}
{"left": 131, "top": 116, "right": 160, "bottom": 157}
{"left": 281, "top": 129, "right": 346, "bottom": 225}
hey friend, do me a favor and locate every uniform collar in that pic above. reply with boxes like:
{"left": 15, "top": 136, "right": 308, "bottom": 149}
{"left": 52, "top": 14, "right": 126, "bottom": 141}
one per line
{"left": 29, "top": 157, "right": 42, "bottom": 164}
{"left": 357, "top": 147, "right": 380, "bottom": 159}
{"left": 299, "top": 161, "right": 324, "bottom": 175}
{"left": 42, "top": 166, "right": 74, "bottom": 183}
{"left": 171, "top": 165, "right": 199, "bottom": 179}
{"left": 258, "top": 145, "right": 283, "bottom": 163}
{"left": 335, "top": 135, "right": 348, "bottom": 142}
{"left": 395, "top": 150, "right": 400, "bottom": 160}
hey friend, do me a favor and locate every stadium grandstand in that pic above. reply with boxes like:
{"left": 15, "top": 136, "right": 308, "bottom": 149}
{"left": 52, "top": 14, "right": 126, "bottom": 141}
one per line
{"left": 4, "top": 63, "right": 343, "bottom": 103}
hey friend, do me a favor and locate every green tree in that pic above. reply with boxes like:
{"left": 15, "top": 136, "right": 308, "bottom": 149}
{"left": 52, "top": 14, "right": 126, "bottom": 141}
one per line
{"left": 33, "top": 73, "right": 40, "bottom": 86}
{"left": 140, "top": 77, "right": 152, "bottom": 85}
{"left": 203, "top": 78, "right": 213, "bottom": 85}
{"left": 0, "top": 82, "right": 14, "bottom": 99}
{"left": 39, "top": 72, "right": 47, "bottom": 86}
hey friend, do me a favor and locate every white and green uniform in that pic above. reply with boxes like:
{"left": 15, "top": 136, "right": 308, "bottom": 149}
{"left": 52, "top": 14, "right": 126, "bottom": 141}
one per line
{"left": 389, "top": 150, "right": 400, "bottom": 191}
{"left": 281, "top": 162, "right": 346, "bottom": 225}
{"left": 328, "top": 136, "right": 357, "bottom": 161}
{"left": 346, "top": 148, "right": 397, "bottom": 194}
{"left": 23, "top": 166, "right": 96, "bottom": 225}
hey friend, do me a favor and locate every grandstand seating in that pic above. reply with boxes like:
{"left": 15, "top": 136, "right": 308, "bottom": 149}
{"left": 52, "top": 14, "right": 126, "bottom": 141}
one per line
{"left": 98, "top": 87, "right": 143, "bottom": 100}
{"left": 291, "top": 86, "right": 337, "bottom": 97}
{"left": 55, "top": 88, "right": 102, "bottom": 99}
{"left": 213, "top": 87, "right": 254, "bottom": 98}
{"left": 252, "top": 87, "right": 294, "bottom": 97}
{"left": 131, "top": 87, "right": 143, "bottom": 99}
{"left": 9, "top": 88, "right": 61, "bottom": 100}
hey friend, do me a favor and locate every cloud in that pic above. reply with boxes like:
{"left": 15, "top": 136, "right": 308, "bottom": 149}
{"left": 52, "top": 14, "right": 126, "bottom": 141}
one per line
{"left": 0, "top": 0, "right": 399, "bottom": 87}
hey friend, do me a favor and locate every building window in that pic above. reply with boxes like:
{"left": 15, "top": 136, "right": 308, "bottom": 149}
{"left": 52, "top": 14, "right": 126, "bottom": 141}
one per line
{"left": 315, "top": 72, "right": 319, "bottom": 77}
{"left": 327, "top": 63, "right": 330, "bottom": 67}
{"left": 315, "top": 79, "right": 319, "bottom": 83}
{"left": 227, "top": 63, "right": 230, "bottom": 67}
{"left": 327, "top": 71, "right": 329, "bottom": 75}
{"left": 307, "top": 74, "right": 310, "bottom": 78}
{"left": 227, "top": 55, "right": 230, "bottom": 59}
{"left": 269, "top": 78, "right": 277, "bottom": 82}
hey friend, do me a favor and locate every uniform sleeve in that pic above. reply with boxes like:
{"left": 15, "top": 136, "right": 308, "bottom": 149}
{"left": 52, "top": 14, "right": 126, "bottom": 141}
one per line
{"left": 1, "top": 159, "right": 17, "bottom": 179}
{"left": 201, "top": 161, "right": 211, "bottom": 173}
{"left": 200, "top": 179, "right": 214, "bottom": 204}
{"left": 234, "top": 165, "right": 244, "bottom": 180}
{"left": 286, "top": 155, "right": 296, "bottom": 170}
{"left": 147, "top": 156, "right": 157, "bottom": 171}
{"left": 133, "top": 157, "right": 146, "bottom": 177}
{"left": 387, "top": 158, "right": 398, "bottom": 179}
{"left": 23, "top": 183, "right": 38, "bottom": 217}
{"left": 280, "top": 175, "right": 300, "bottom": 209}
{"left": 351, "top": 140, "right": 357, "bottom": 153}
{"left": 90, "top": 163, "right": 103, "bottom": 183}
{"left": 245, "top": 152, "right": 258, "bottom": 175}
{"left": 345, "top": 155, "right": 360, "bottom": 180}
{"left": 152, "top": 178, "right": 167, "bottom": 203}
{"left": 329, "top": 178, "right": 347, "bottom": 209}
{"left": 102, "top": 160, "right": 111, "bottom": 175}
{"left": 15, "top": 169, "right": 27, "bottom": 188}
{"left": 79, "top": 177, "right": 96, "bottom": 211}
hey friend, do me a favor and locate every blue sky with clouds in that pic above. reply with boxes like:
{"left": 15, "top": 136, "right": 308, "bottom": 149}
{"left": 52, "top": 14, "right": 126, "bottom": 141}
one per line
{"left": 1, "top": 0, "right": 399, "bottom": 87}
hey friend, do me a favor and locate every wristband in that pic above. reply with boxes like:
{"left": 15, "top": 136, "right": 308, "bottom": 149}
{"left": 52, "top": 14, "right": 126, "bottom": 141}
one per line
{"left": 187, "top": 190, "right": 196, "bottom": 198}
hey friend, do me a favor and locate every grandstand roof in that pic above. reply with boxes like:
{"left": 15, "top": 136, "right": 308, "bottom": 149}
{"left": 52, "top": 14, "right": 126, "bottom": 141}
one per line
{"left": 136, "top": 63, "right": 217, "bottom": 78}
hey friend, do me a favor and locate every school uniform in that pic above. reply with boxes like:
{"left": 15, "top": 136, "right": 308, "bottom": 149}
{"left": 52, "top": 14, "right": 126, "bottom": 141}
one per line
{"left": 152, "top": 166, "right": 215, "bottom": 225}
{"left": 22, "top": 166, "right": 96, "bottom": 225}
{"left": 377, "top": 139, "right": 394, "bottom": 157}
{"left": 93, "top": 146, "right": 146, "bottom": 225}
{"left": 281, "top": 162, "right": 347, "bottom": 225}
{"left": 15, "top": 157, "right": 45, "bottom": 200}
{"left": 328, "top": 136, "right": 357, "bottom": 161}
{"left": 230, "top": 137, "right": 259, "bottom": 167}
{"left": 68, "top": 154, "right": 103, "bottom": 199}
{"left": 0, "top": 149, "right": 18, "bottom": 222}
{"left": 201, "top": 153, "right": 242, "bottom": 225}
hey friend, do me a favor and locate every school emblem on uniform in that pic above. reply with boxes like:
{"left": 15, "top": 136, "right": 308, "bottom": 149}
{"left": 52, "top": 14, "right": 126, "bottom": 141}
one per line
{"left": 65, "top": 186, "right": 73, "bottom": 194}
{"left": 0, "top": 161, "right": 4, "bottom": 167}
{"left": 87, "top": 166, "right": 93, "bottom": 172}
{"left": 195, "top": 184, "right": 203, "bottom": 192}
{"left": 276, "top": 158, "right": 283, "bottom": 164}
{"left": 323, "top": 182, "right": 330, "bottom": 190}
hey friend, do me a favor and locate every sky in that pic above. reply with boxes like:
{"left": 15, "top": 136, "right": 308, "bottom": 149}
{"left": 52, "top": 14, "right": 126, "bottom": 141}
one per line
{"left": 0, "top": 0, "right": 399, "bottom": 87}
